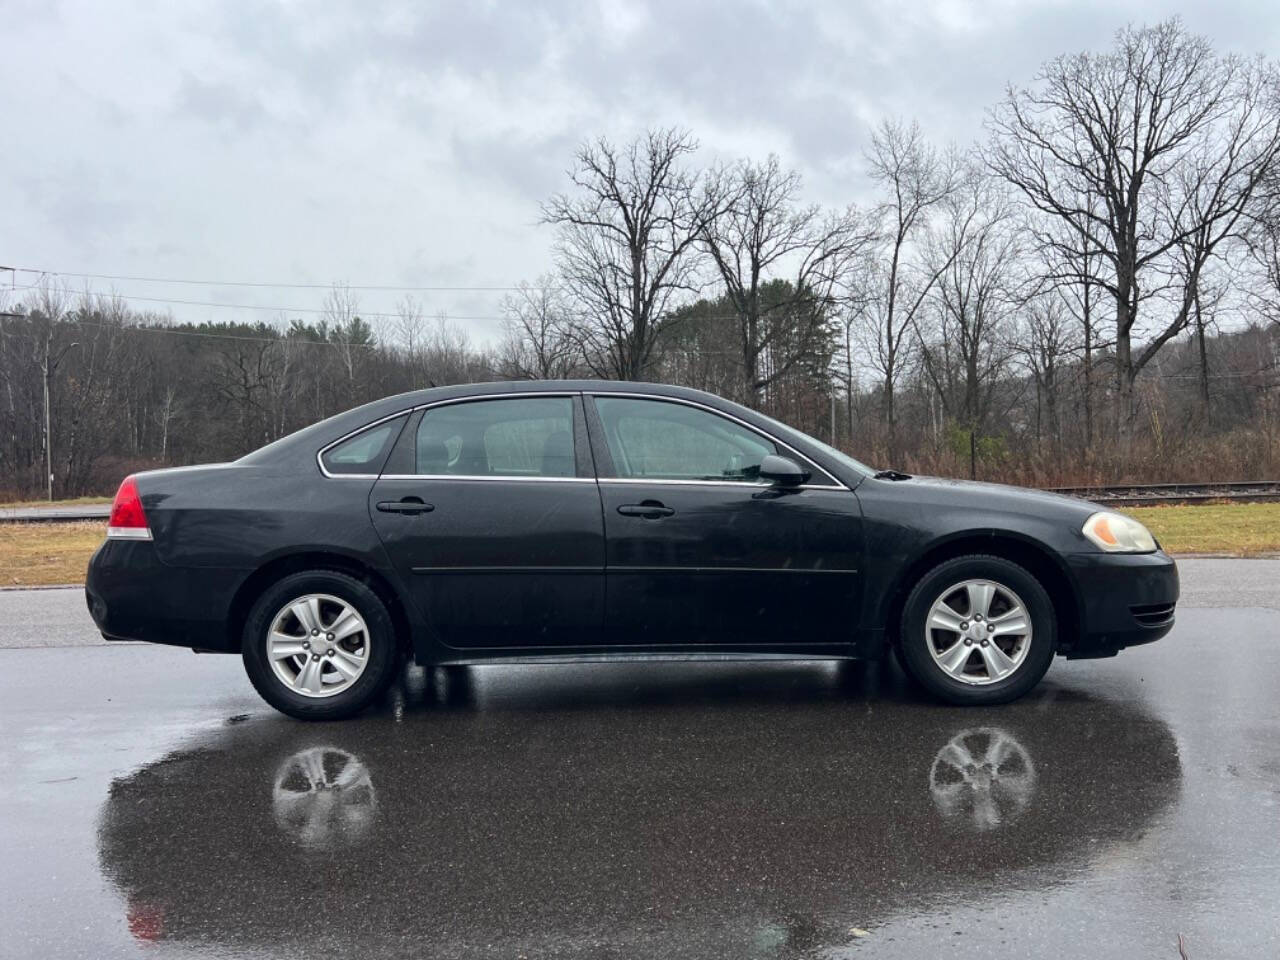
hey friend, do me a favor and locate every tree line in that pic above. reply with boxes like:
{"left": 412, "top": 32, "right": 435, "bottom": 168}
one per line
{"left": 3, "top": 18, "right": 1280, "bottom": 498}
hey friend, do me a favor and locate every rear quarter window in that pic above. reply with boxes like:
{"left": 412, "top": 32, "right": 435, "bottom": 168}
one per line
{"left": 320, "top": 416, "right": 406, "bottom": 476}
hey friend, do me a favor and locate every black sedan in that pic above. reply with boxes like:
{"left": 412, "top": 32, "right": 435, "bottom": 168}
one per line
{"left": 85, "top": 381, "right": 1178, "bottom": 719}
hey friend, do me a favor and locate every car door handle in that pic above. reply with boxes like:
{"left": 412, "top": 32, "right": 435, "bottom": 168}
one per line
{"left": 376, "top": 498, "right": 434, "bottom": 515}
{"left": 617, "top": 501, "right": 675, "bottom": 520}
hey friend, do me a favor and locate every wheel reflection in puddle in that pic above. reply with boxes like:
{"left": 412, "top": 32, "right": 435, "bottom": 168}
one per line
{"left": 929, "top": 727, "right": 1036, "bottom": 831}
{"left": 272, "top": 747, "right": 377, "bottom": 850}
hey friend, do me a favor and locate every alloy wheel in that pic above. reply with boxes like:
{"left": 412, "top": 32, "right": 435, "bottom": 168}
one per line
{"left": 266, "top": 594, "right": 370, "bottom": 698}
{"left": 925, "top": 578, "right": 1032, "bottom": 685}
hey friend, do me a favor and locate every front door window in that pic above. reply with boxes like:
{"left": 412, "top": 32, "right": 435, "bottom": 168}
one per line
{"left": 593, "top": 397, "right": 775, "bottom": 482}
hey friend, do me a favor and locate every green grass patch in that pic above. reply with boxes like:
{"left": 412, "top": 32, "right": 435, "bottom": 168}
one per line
{"left": 1126, "top": 502, "right": 1280, "bottom": 557}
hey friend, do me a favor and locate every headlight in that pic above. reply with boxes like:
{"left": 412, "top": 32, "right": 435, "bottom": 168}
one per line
{"left": 1082, "top": 511, "right": 1157, "bottom": 553}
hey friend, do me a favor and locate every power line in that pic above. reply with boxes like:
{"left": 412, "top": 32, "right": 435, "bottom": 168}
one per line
{"left": 0, "top": 319, "right": 386, "bottom": 350}
{"left": 3, "top": 264, "right": 555, "bottom": 293}
{"left": 0, "top": 284, "right": 514, "bottom": 323}
{"left": 0, "top": 282, "right": 757, "bottom": 325}
{"left": 106, "top": 291, "right": 520, "bottom": 322}
{"left": 3, "top": 316, "right": 1272, "bottom": 379}
{"left": 7, "top": 271, "right": 1275, "bottom": 366}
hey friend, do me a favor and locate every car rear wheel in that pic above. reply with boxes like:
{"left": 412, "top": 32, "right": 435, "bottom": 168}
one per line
{"left": 242, "top": 570, "right": 399, "bottom": 720}
{"left": 898, "top": 555, "right": 1055, "bottom": 705}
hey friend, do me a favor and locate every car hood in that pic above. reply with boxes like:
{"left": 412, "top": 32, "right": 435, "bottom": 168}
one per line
{"left": 878, "top": 475, "right": 1102, "bottom": 522}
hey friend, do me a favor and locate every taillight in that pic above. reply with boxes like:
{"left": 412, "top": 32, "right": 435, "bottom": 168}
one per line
{"left": 107, "top": 475, "right": 152, "bottom": 540}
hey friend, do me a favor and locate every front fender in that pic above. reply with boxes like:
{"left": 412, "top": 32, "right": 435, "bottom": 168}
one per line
{"left": 855, "top": 479, "right": 1091, "bottom": 650}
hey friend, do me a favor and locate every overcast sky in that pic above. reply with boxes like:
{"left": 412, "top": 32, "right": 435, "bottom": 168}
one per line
{"left": 3, "top": 0, "right": 1276, "bottom": 343}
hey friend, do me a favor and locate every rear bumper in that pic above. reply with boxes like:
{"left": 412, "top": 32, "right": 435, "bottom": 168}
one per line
{"left": 1063, "top": 550, "right": 1179, "bottom": 659}
{"left": 85, "top": 540, "right": 244, "bottom": 651}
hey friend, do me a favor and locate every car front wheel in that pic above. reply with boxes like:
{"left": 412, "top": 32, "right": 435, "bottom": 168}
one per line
{"left": 242, "top": 570, "right": 399, "bottom": 720}
{"left": 898, "top": 555, "right": 1055, "bottom": 705}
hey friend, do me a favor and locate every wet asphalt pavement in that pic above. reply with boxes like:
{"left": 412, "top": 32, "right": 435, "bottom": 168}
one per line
{"left": 1, "top": 562, "right": 1278, "bottom": 958}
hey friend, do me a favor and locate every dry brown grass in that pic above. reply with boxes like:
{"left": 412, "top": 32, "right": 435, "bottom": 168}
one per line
{"left": 0, "top": 502, "right": 1277, "bottom": 588}
{"left": 0, "top": 522, "right": 103, "bottom": 587}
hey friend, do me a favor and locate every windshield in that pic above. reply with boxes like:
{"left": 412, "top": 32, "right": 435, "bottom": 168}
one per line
{"left": 754, "top": 412, "right": 877, "bottom": 478}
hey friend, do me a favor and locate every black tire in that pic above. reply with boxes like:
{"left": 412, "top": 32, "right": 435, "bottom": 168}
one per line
{"left": 887, "top": 638, "right": 916, "bottom": 681}
{"left": 898, "top": 554, "right": 1055, "bottom": 706}
{"left": 242, "top": 570, "right": 400, "bottom": 720}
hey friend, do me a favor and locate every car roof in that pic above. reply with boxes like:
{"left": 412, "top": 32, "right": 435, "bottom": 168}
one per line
{"left": 238, "top": 380, "right": 871, "bottom": 487}
{"left": 346, "top": 380, "right": 749, "bottom": 428}
{"left": 238, "top": 380, "right": 746, "bottom": 467}
{"left": 396, "top": 379, "right": 725, "bottom": 404}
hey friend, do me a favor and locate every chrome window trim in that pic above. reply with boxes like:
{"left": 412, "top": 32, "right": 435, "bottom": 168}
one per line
{"left": 589, "top": 392, "right": 846, "bottom": 490}
{"left": 597, "top": 477, "right": 838, "bottom": 491}
{"left": 316, "top": 409, "right": 416, "bottom": 479}
{"left": 408, "top": 391, "right": 580, "bottom": 481}
{"left": 315, "top": 389, "right": 848, "bottom": 490}
{"left": 379, "top": 474, "right": 595, "bottom": 483}
{"left": 317, "top": 392, "right": 580, "bottom": 480}
{"left": 417, "top": 390, "right": 579, "bottom": 410}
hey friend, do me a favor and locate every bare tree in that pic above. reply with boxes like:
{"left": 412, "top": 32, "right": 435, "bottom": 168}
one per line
{"left": 1019, "top": 296, "right": 1079, "bottom": 462}
{"left": 393, "top": 295, "right": 427, "bottom": 363}
{"left": 1181, "top": 251, "right": 1237, "bottom": 427}
{"left": 262, "top": 315, "right": 297, "bottom": 439}
{"left": 61, "top": 290, "right": 130, "bottom": 493}
{"left": 498, "top": 277, "right": 580, "bottom": 380}
{"left": 212, "top": 331, "right": 281, "bottom": 451}
{"left": 700, "top": 155, "right": 873, "bottom": 408}
{"left": 916, "top": 172, "right": 1020, "bottom": 436}
{"left": 1026, "top": 193, "right": 1108, "bottom": 451}
{"left": 857, "top": 119, "right": 961, "bottom": 459}
{"left": 156, "top": 384, "right": 180, "bottom": 461}
{"left": 29, "top": 281, "right": 73, "bottom": 496}
{"left": 542, "top": 129, "right": 717, "bottom": 380}
{"left": 321, "top": 284, "right": 373, "bottom": 383}
{"left": 421, "top": 313, "right": 479, "bottom": 386}
{"left": 989, "top": 18, "right": 1280, "bottom": 456}
{"left": 1245, "top": 178, "right": 1280, "bottom": 325}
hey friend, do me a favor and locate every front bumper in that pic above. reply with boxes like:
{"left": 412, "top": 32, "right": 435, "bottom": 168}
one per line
{"left": 85, "top": 539, "right": 245, "bottom": 651}
{"left": 1062, "top": 549, "right": 1179, "bottom": 658}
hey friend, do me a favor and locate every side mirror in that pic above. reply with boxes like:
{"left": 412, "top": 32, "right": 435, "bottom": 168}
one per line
{"left": 758, "top": 454, "right": 810, "bottom": 487}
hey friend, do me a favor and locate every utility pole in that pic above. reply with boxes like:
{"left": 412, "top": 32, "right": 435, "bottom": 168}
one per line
{"left": 40, "top": 334, "right": 79, "bottom": 502}
{"left": 1, "top": 310, "right": 24, "bottom": 497}
{"left": 42, "top": 334, "right": 53, "bottom": 502}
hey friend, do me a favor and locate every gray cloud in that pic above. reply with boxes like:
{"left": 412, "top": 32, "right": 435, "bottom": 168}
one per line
{"left": 174, "top": 73, "right": 274, "bottom": 133}
{"left": 2, "top": 0, "right": 1274, "bottom": 338}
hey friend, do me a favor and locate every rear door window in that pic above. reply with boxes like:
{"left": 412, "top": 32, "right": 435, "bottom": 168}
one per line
{"left": 415, "top": 397, "right": 575, "bottom": 478}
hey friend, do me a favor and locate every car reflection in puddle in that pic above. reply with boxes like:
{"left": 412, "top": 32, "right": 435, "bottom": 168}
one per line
{"left": 929, "top": 727, "right": 1036, "bottom": 831}
{"left": 268, "top": 726, "right": 1041, "bottom": 853}
{"left": 98, "top": 662, "right": 1181, "bottom": 959}
{"left": 272, "top": 747, "right": 378, "bottom": 851}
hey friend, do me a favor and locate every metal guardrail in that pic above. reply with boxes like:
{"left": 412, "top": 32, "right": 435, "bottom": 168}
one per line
{"left": 1048, "top": 481, "right": 1280, "bottom": 507}
{"left": 0, "top": 505, "right": 110, "bottom": 523}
